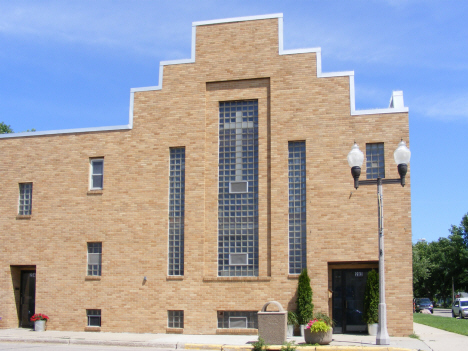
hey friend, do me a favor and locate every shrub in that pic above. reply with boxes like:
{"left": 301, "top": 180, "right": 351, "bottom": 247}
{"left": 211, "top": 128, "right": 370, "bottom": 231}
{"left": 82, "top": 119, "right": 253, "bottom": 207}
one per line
{"left": 363, "top": 269, "right": 379, "bottom": 324}
{"left": 252, "top": 337, "right": 268, "bottom": 351}
{"left": 296, "top": 268, "right": 314, "bottom": 325}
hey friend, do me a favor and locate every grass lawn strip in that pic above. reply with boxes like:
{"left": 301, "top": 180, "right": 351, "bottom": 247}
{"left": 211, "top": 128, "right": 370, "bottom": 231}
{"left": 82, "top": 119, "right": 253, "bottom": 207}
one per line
{"left": 414, "top": 313, "right": 468, "bottom": 336}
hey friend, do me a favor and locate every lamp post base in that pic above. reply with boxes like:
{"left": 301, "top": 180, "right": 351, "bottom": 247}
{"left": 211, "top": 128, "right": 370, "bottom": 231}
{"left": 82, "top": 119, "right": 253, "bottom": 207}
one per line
{"left": 376, "top": 303, "right": 390, "bottom": 345}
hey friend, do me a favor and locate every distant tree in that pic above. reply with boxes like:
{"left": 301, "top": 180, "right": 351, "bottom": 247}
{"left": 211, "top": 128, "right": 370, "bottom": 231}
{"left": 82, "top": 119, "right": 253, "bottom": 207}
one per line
{"left": 413, "top": 213, "right": 468, "bottom": 302}
{"left": 0, "top": 122, "right": 13, "bottom": 134}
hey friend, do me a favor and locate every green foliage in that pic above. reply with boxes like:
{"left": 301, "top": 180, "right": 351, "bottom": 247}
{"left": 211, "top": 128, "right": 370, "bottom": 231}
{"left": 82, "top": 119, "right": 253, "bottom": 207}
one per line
{"left": 413, "top": 313, "right": 468, "bottom": 336}
{"left": 408, "top": 332, "right": 420, "bottom": 339}
{"left": 252, "top": 337, "right": 268, "bottom": 351}
{"left": 363, "top": 269, "right": 379, "bottom": 324}
{"left": 287, "top": 310, "right": 298, "bottom": 326}
{"left": 281, "top": 341, "right": 296, "bottom": 351}
{"left": 0, "top": 122, "right": 13, "bottom": 134}
{"left": 312, "top": 311, "right": 333, "bottom": 326}
{"left": 413, "top": 213, "right": 468, "bottom": 302}
{"left": 305, "top": 319, "right": 331, "bottom": 332}
{"left": 296, "top": 268, "right": 314, "bottom": 325}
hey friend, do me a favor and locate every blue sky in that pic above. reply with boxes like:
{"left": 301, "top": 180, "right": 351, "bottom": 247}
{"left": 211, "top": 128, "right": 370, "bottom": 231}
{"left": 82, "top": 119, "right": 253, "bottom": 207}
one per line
{"left": 1, "top": 0, "right": 467, "bottom": 243}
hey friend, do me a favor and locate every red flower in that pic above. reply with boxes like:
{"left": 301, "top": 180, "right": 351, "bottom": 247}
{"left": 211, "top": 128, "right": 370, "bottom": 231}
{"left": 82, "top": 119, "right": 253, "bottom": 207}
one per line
{"left": 30, "top": 313, "right": 49, "bottom": 322}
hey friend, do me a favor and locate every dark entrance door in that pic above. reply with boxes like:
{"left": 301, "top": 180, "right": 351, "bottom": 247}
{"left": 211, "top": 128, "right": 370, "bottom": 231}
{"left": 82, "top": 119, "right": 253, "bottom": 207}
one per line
{"left": 20, "top": 270, "right": 36, "bottom": 328}
{"left": 332, "top": 269, "right": 370, "bottom": 333}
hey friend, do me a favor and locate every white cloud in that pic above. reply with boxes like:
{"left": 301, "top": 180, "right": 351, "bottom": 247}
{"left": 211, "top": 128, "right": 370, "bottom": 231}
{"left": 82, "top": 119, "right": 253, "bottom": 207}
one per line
{"left": 412, "top": 93, "right": 468, "bottom": 121}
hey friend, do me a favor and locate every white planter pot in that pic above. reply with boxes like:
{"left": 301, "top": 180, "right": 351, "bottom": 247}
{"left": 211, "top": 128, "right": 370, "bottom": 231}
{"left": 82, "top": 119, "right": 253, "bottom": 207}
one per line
{"left": 300, "top": 324, "right": 306, "bottom": 337}
{"left": 368, "top": 323, "right": 378, "bottom": 336}
{"left": 34, "top": 320, "right": 46, "bottom": 332}
{"left": 287, "top": 324, "right": 294, "bottom": 337}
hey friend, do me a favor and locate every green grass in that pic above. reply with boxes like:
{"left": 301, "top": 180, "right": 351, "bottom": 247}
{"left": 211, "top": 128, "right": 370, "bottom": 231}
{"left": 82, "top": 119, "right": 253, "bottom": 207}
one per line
{"left": 414, "top": 313, "right": 468, "bottom": 336}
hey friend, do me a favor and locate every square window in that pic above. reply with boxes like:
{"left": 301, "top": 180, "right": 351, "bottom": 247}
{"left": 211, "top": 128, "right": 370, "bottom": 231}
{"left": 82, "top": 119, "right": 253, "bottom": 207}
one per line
{"left": 87, "top": 242, "right": 102, "bottom": 276}
{"left": 18, "top": 183, "right": 33, "bottom": 215}
{"left": 87, "top": 309, "right": 101, "bottom": 327}
{"left": 366, "top": 143, "right": 385, "bottom": 179}
{"left": 168, "top": 310, "right": 184, "bottom": 328}
{"left": 90, "top": 158, "right": 104, "bottom": 190}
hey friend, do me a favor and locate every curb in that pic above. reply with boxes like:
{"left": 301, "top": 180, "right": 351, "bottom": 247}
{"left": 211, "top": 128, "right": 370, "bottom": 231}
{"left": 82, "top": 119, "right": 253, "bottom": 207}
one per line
{"left": 0, "top": 338, "right": 418, "bottom": 351}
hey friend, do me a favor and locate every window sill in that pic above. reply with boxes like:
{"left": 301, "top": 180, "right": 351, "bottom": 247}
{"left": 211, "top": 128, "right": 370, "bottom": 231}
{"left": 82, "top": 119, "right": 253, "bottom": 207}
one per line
{"left": 216, "top": 328, "right": 258, "bottom": 335}
{"left": 287, "top": 274, "right": 300, "bottom": 280}
{"left": 16, "top": 215, "right": 32, "bottom": 220}
{"left": 87, "top": 190, "right": 103, "bottom": 195}
{"left": 85, "top": 276, "right": 101, "bottom": 281}
{"left": 166, "top": 327, "right": 184, "bottom": 334}
{"left": 203, "top": 276, "right": 271, "bottom": 282}
{"left": 84, "top": 327, "right": 101, "bottom": 332}
{"left": 166, "top": 276, "right": 183, "bottom": 281}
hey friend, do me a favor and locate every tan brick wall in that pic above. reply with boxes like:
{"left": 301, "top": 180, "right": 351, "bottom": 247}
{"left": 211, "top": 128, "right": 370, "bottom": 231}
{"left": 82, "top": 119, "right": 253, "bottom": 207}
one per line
{"left": 0, "top": 17, "right": 412, "bottom": 336}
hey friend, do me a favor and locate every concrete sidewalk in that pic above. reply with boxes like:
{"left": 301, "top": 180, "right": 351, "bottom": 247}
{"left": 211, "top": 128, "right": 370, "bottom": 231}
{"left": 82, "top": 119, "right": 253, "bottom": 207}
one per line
{"left": 413, "top": 322, "right": 468, "bottom": 351}
{"left": 0, "top": 326, "right": 434, "bottom": 350}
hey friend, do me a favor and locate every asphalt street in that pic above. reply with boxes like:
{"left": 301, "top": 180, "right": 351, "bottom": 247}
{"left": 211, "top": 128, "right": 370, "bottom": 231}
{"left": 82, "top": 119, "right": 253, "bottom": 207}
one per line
{"left": 433, "top": 308, "right": 453, "bottom": 318}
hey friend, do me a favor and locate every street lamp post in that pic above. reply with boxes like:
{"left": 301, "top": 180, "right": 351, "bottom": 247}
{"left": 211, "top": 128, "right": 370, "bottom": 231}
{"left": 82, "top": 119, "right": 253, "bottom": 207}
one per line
{"left": 347, "top": 140, "right": 411, "bottom": 345}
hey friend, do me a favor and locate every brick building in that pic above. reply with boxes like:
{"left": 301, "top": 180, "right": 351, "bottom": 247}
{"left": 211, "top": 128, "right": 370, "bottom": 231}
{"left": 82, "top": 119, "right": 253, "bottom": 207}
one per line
{"left": 0, "top": 14, "right": 412, "bottom": 336}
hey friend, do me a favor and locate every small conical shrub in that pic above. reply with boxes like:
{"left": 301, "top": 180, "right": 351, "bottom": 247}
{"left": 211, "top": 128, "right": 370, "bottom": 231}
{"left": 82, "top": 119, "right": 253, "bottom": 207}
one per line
{"left": 296, "top": 268, "right": 314, "bottom": 325}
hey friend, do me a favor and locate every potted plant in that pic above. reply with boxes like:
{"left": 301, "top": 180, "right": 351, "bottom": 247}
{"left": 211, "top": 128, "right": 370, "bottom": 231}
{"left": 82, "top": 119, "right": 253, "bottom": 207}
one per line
{"left": 363, "top": 269, "right": 379, "bottom": 335}
{"left": 30, "top": 313, "right": 49, "bottom": 331}
{"left": 304, "top": 312, "right": 333, "bottom": 345}
{"left": 296, "top": 268, "right": 314, "bottom": 336}
{"left": 287, "top": 311, "right": 298, "bottom": 337}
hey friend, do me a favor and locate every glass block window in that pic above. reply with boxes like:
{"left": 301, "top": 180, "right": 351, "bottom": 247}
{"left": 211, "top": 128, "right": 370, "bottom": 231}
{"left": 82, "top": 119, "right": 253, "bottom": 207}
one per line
{"left": 366, "top": 143, "right": 385, "bottom": 179}
{"left": 90, "top": 158, "right": 104, "bottom": 189}
{"left": 217, "top": 311, "right": 258, "bottom": 329}
{"left": 168, "top": 310, "right": 184, "bottom": 328}
{"left": 18, "top": 183, "right": 33, "bottom": 215}
{"left": 288, "top": 141, "right": 307, "bottom": 274}
{"left": 87, "top": 309, "right": 101, "bottom": 327}
{"left": 87, "top": 243, "right": 102, "bottom": 276}
{"left": 168, "top": 147, "right": 185, "bottom": 276}
{"left": 218, "top": 100, "right": 259, "bottom": 277}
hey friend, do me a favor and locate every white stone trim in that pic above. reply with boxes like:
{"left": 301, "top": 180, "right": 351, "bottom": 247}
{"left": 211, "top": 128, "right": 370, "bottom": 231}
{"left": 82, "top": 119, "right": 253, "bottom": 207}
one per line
{"left": 1, "top": 13, "right": 407, "bottom": 140}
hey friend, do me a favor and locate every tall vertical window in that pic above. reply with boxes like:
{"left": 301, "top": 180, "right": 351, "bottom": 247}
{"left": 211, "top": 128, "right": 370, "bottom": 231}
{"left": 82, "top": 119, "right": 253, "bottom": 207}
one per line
{"left": 87, "top": 242, "right": 102, "bottom": 276}
{"left": 18, "top": 183, "right": 33, "bottom": 216}
{"left": 366, "top": 143, "right": 385, "bottom": 179}
{"left": 218, "top": 100, "right": 258, "bottom": 277}
{"left": 288, "top": 142, "right": 306, "bottom": 274}
{"left": 90, "top": 158, "right": 104, "bottom": 190}
{"left": 168, "top": 147, "right": 185, "bottom": 276}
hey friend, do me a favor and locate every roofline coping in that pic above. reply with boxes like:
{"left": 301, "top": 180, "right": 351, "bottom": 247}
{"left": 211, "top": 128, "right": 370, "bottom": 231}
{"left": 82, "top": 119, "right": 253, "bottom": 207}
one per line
{"left": 1, "top": 13, "right": 407, "bottom": 139}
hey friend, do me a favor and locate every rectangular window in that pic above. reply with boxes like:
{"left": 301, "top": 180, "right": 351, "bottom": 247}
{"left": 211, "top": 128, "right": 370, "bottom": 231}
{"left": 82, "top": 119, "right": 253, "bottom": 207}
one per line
{"left": 168, "top": 147, "right": 185, "bottom": 276}
{"left": 288, "top": 142, "right": 306, "bottom": 274}
{"left": 217, "top": 311, "right": 258, "bottom": 329}
{"left": 87, "top": 243, "right": 102, "bottom": 276}
{"left": 87, "top": 309, "right": 101, "bottom": 327}
{"left": 366, "top": 143, "right": 385, "bottom": 179}
{"left": 167, "top": 310, "right": 184, "bottom": 328}
{"left": 18, "top": 183, "right": 33, "bottom": 215}
{"left": 90, "top": 158, "right": 104, "bottom": 190}
{"left": 218, "top": 100, "right": 259, "bottom": 277}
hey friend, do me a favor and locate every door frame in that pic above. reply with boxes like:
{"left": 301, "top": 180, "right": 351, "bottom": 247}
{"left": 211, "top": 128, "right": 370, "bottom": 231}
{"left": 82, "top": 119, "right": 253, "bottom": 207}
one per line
{"left": 328, "top": 262, "right": 378, "bottom": 334}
